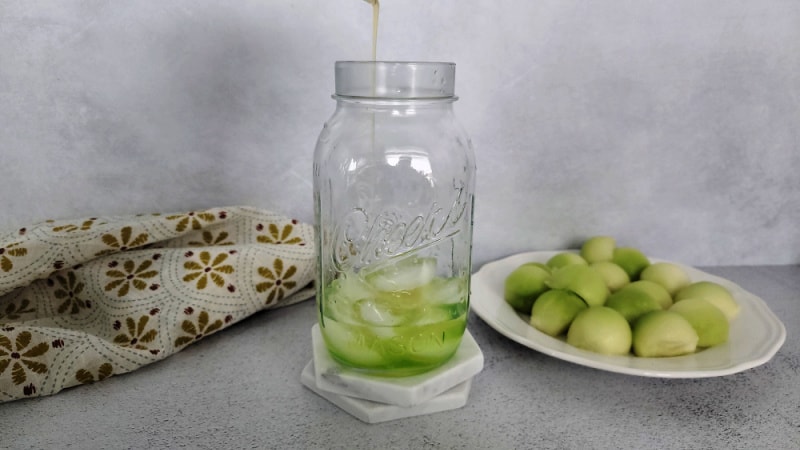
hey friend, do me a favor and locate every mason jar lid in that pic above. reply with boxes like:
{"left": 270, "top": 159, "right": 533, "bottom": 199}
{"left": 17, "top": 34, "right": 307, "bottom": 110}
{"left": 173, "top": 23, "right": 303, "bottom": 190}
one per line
{"left": 334, "top": 61, "right": 456, "bottom": 100}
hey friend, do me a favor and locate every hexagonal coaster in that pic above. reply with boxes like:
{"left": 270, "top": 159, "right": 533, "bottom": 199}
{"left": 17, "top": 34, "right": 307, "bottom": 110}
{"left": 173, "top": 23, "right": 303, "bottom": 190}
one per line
{"left": 301, "top": 361, "right": 472, "bottom": 424}
{"left": 310, "top": 323, "right": 483, "bottom": 407}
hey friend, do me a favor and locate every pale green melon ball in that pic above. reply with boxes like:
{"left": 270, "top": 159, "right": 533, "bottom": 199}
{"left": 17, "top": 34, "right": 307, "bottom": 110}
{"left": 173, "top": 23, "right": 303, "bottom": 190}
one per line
{"left": 605, "top": 288, "right": 662, "bottom": 324}
{"left": 674, "top": 281, "right": 740, "bottom": 321}
{"left": 546, "top": 252, "right": 588, "bottom": 270}
{"left": 567, "top": 306, "right": 632, "bottom": 356}
{"left": 669, "top": 298, "right": 729, "bottom": 347}
{"left": 504, "top": 264, "right": 551, "bottom": 314}
{"left": 580, "top": 236, "right": 616, "bottom": 263}
{"left": 640, "top": 262, "right": 691, "bottom": 297}
{"left": 589, "top": 261, "right": 630, "bottom": 292}
{"left": 632, "top": 310, "right": 698, "bottom": 357}
{"left": 546, "top": 265, "right": 609, "bottom": 307}
{"left": 529, "top": 289, "right": 587, "bottom": 337}
{"left": 623, "top": 280, "right": 673, "bottom": 310}
{"left": 521, "top": 261, "right": 552, "bottom": 274}
{"left": 612, "top": 247, "right": 650, "bottom": 280}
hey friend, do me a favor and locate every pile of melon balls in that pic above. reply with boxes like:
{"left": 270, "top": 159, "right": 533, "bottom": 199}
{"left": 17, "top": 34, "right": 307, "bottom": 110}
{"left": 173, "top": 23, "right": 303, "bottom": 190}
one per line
{"left": 504, "top": 236, "right": 740, "bottom": 357}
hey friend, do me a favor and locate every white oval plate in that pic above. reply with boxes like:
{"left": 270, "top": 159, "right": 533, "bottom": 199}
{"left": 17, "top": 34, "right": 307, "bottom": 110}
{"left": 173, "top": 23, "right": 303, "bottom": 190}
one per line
{"left": 470, "top": 251, "right": 787, "bottom": 378}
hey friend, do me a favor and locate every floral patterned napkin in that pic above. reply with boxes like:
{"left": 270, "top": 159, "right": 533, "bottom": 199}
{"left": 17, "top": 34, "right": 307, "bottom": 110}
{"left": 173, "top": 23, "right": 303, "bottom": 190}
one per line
{"left": 0, "top": 206, "right": 316, "bottom": 403}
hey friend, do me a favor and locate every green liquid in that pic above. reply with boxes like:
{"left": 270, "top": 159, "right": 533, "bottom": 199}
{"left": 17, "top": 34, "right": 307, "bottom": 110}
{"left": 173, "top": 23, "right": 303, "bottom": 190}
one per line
{"left": 320, "top": 271, "right": 468, "bottom": 376}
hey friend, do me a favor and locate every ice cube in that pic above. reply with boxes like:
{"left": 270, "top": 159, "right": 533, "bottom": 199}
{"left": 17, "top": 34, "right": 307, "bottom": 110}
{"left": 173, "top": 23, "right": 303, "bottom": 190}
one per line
{"left": 325, "top": 274, "right": 374, "bottom": 324}
{"left": 421, "top": 277, "right": 466, "bottom": 305}
{"left": 357, "top": 299, "right": 407, "bottom": 327}
{"left": 365, "top": 256, "right": 437, "bottom": 292}
{"left": 338, "top": 271, "right": 376, "bottom": 301}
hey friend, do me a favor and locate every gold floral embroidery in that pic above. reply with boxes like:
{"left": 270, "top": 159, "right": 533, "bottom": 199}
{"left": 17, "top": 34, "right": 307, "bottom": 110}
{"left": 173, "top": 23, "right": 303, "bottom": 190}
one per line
{"left": 256, "top": 222, "right": 304, "bottom": 245}
{"left": 51, "top": 219, "right": 97, "bottom": 233}
{"left": 256, "top": 258, "right": 298, "bottom": 305}
{"left": 104, "top": 258, "right": 159, "bottom": 297}
{"left": 51, "top": 271, "right": 90, "bottom": 314}
{"left": 174, "top": 310, "right": 226, "bottom": 347}
{"left": 188, "top": 230, "right": 234, "bottom": 247}
{"left": 183, "top": 251, "right": 235, "bottom": 290}
{"left": 0, "top": 298, "right": 35, "bottom": 321}
{"left": 167, "top": 211, "right": 217, "bottom": 232}
{"left": 0, "top": 331, "right": 49, "bottom": 385}
{"left": 112, "top": 315, "right": 159, "bottom": 351}
{"left": 0, "top": 242, "right": 28, "bottom": 272}
{"left": 97, "top": 226, "right": 149, "bottom": 256}
{"left": 75, "top": 363, "right": 113, "bottom": 384}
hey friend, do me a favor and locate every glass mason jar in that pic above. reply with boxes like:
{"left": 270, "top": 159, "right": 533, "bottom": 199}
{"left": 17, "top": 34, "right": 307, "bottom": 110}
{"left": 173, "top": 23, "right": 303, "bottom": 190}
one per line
{"left": 313, "top": 61, "right": 476, "bottom": 377}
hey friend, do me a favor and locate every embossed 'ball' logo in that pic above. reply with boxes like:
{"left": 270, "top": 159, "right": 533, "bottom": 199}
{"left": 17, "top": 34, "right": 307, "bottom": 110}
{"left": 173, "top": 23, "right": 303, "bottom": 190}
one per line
{"left": 332, "top": 185, "right": 469, "bottom": 269}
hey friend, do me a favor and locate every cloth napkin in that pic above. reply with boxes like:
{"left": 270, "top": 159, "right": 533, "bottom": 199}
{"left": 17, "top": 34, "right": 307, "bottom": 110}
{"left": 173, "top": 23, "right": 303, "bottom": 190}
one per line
{"left": 0, "top": 206, "right": 315, "bottom": 403}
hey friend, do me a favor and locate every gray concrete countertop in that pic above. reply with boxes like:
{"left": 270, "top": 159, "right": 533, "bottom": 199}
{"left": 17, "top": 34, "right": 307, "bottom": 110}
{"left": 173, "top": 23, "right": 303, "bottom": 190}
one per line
{"left": 4, "top": 265, "right": 799, "bottom": 449}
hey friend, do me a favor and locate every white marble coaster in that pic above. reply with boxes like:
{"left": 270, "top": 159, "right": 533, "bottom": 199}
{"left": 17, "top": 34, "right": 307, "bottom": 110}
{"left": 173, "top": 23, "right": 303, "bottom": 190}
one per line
{"left": 311, "top": 323, "right": 483, "bottom": 407}
{"left": 301, "top": 361, "right": 472, "bottom": 424}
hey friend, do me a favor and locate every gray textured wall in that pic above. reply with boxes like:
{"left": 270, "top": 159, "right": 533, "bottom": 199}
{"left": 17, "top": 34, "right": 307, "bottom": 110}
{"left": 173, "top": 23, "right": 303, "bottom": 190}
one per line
{"left": 1, "top": 0, "right": 798, "bottom": 266}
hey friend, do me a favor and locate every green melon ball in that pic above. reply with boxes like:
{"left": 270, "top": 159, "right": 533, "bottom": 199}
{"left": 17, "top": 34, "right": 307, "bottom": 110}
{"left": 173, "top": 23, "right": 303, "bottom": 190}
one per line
{"left": 640, "top": 262, "right": 691, "bottom": 297}
{"left": 566, "top": 306, "right": 632, "bottom": 356}
{"left": 580, "top": 236, "right": 616, "bottom": 263}
{"left": 674, "top": 281, "right": 740, "bottom": 321}
{"left": 605, "top": 288, "right": 662, "bottom": 324}
{"left": 529, "top": 289, "right": 588, "bottom": 337}
{"left": 632, "top": 310, "right": 698, "bottom": 357}
{"left": 546, "top": 265, "right": 609, "bottom": 307}
{"left": 589, "top": 261, "right": 630, "bottom": 292}
{"left": 504, "top": 264, "right": 551, "bottom": 313}
{"left": 669, "top": 298, "right": 729, "bottom": 347}
{"left": 521, "top": 261, "right": 552, "bottom": 274}
{"left": 623, "top": 280, "right": 673, "bottom": 310}
{"left": 546, "top": 252, "right": 588, "bottom": 270}
{"left": 612, "top": 247, "right": 650, "bottom": 280}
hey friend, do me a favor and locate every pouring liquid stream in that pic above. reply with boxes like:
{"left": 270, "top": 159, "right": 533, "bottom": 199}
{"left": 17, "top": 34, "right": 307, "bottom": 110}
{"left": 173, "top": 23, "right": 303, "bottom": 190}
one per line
{"left": 366, "top": 0, "right": 379, "bottom": 61}
{"left": 363, "top": 0, "right": 380, "bottom": 169}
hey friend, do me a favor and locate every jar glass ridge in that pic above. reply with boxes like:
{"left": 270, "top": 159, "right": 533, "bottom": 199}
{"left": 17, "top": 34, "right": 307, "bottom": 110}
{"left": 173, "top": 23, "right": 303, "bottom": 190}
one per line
{"left": 313, "top": 61, "right": 476, "bottom": 377}
{"left": 333, "top": 61, "right": 456, "bottom": 99}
